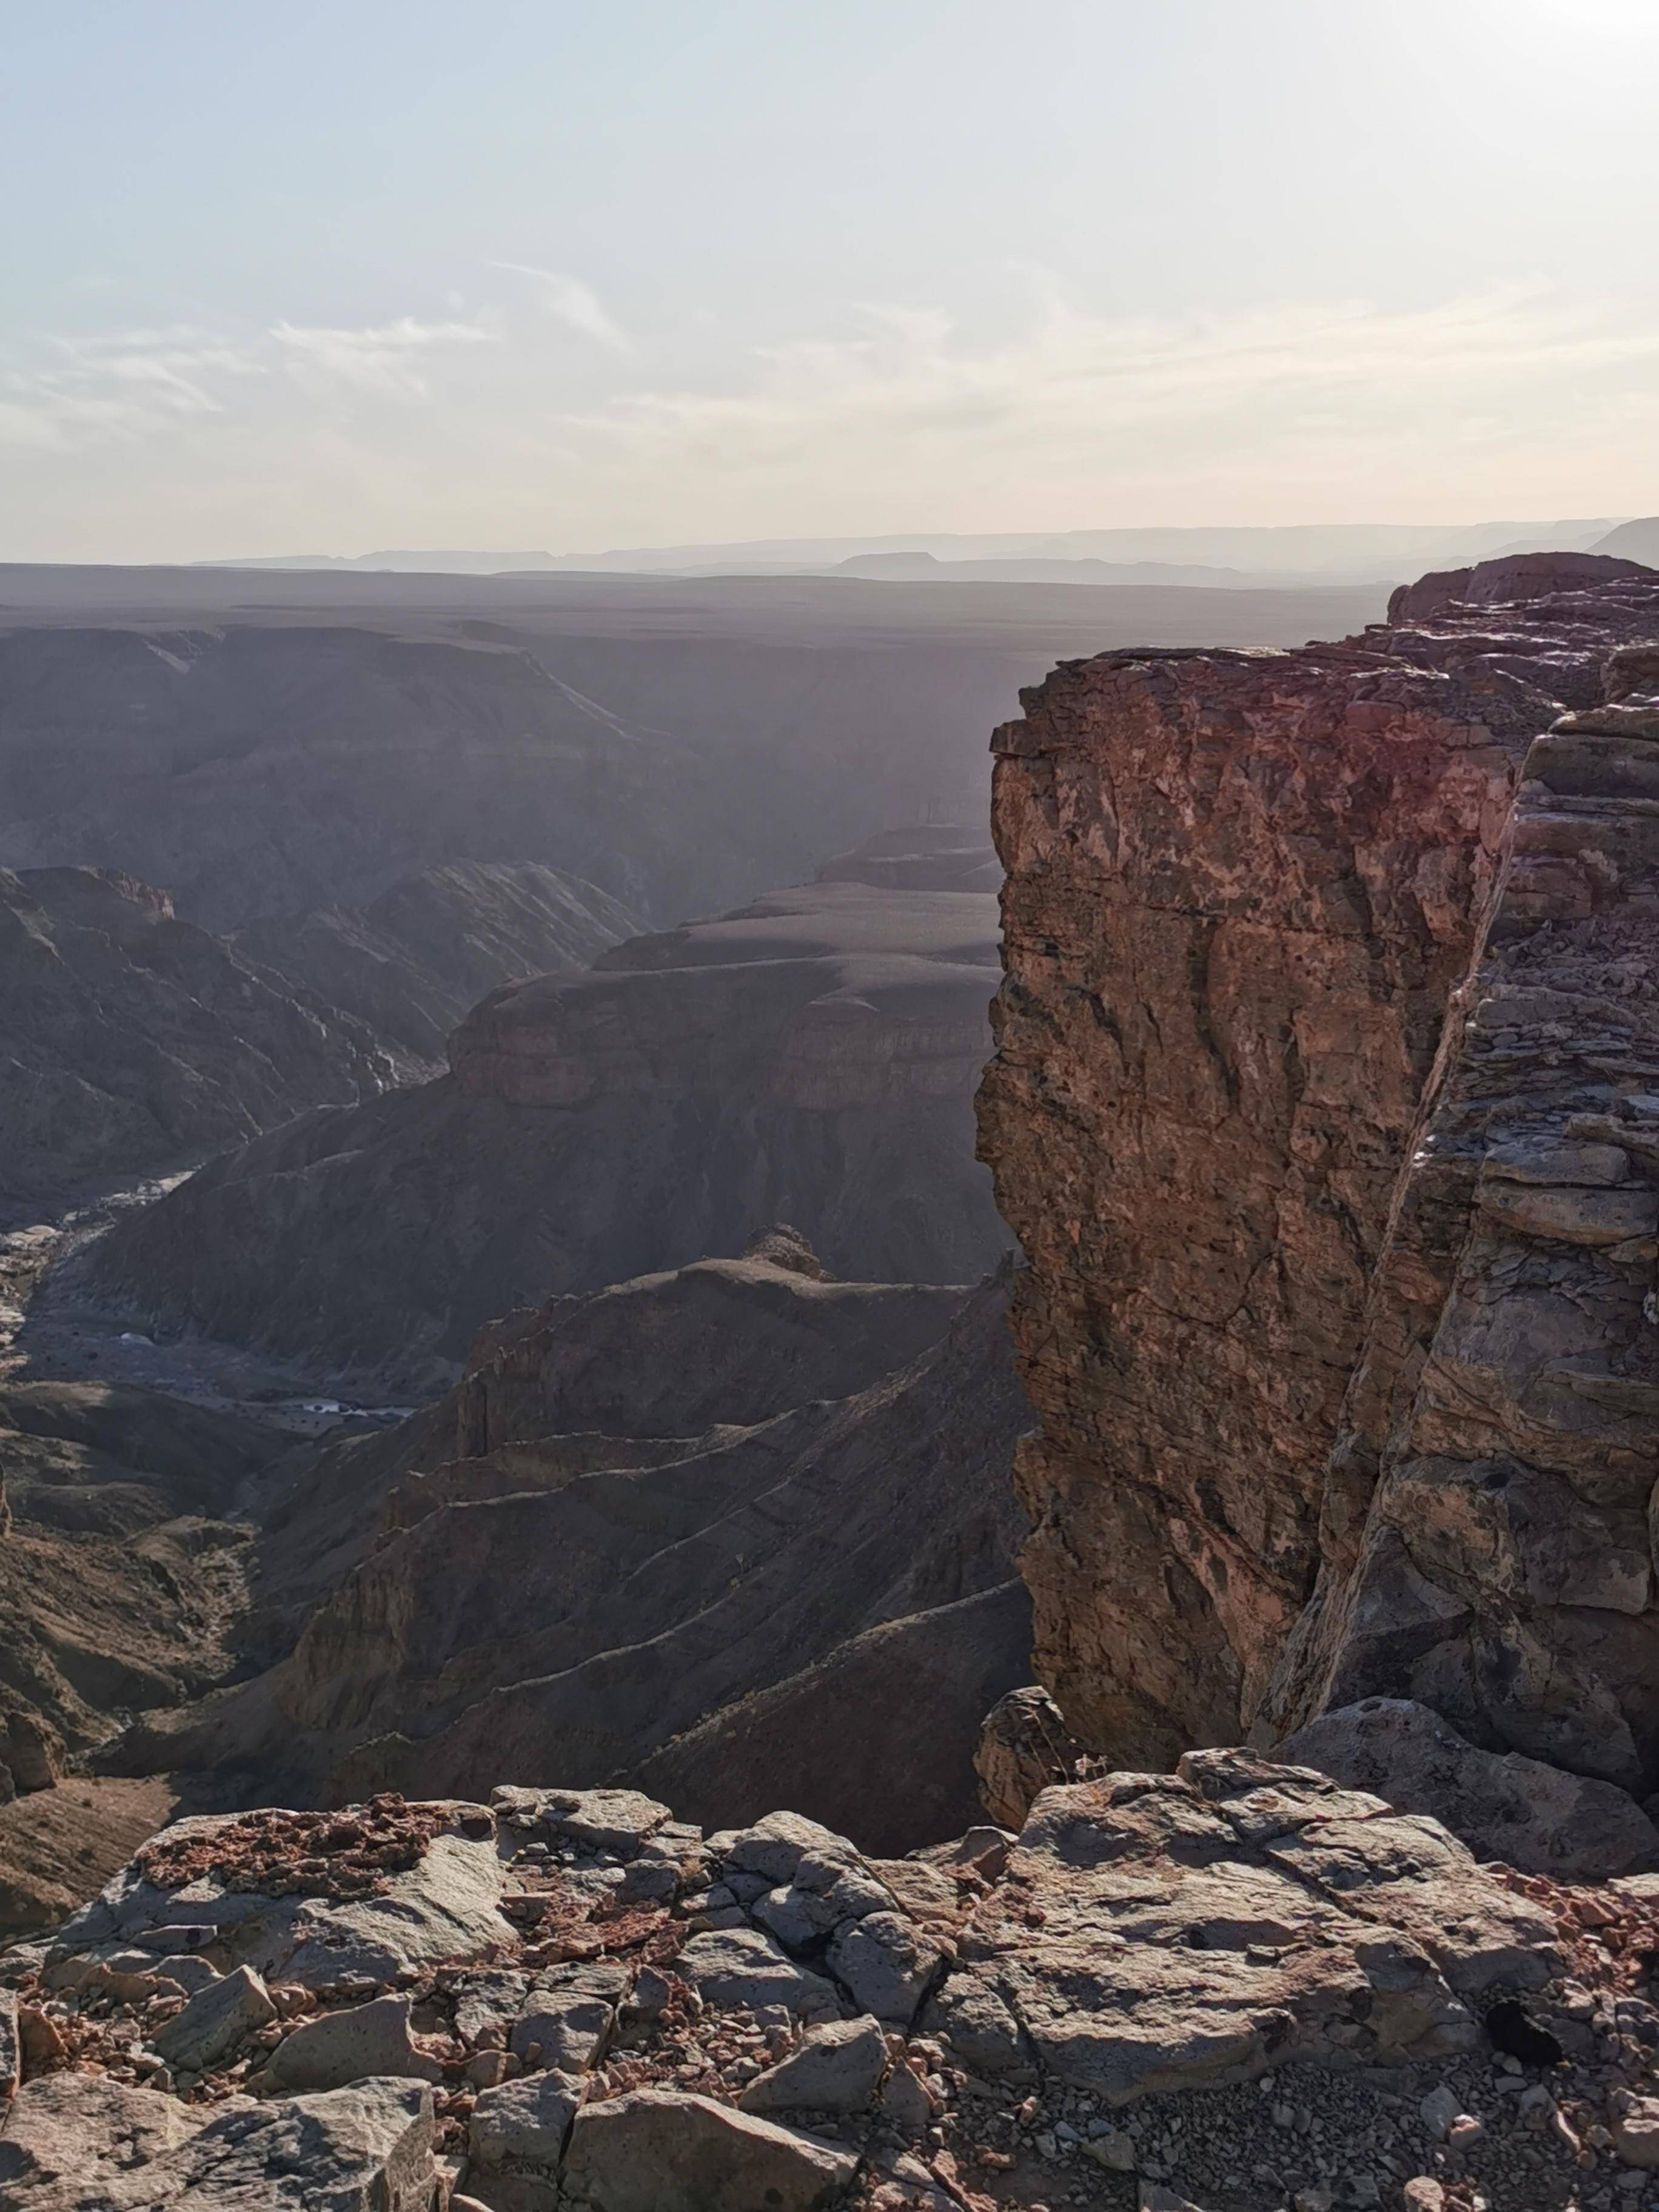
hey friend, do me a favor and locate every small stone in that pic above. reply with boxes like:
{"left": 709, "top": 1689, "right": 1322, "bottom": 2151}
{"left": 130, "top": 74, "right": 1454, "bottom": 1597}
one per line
{"left": 1613, "top": 2094, "right": 1659, "bottom": 2170}
{"left": 1402, "top": 2182, "right": 1446, "bottom": 2212}
{"left": 152, "top": 1964, "right": 276, "bottom": 2075}
{"left": 469, "top": 2068, "right": 581, "bottom": 2168}
{"left": 880, "top": 2063, "right": 933, "bottom": 2139}
{"left": 255, "top": 1993, "right": 443, "bottom": 2094}
{"left": 739, "top": 2016, "right": 887, "bottom": 2114}
{"left": 1082, "top": 2130, "right": 1136, "bottom": 2172}
{"left": 1418, "top": 2086, "right": 1463, "bottom": 2142}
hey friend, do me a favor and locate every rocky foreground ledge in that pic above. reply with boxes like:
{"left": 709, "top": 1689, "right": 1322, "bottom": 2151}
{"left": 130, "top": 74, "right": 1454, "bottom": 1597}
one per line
{"left": 4, "top": 1759, "right": 1659, "bottom": 2210}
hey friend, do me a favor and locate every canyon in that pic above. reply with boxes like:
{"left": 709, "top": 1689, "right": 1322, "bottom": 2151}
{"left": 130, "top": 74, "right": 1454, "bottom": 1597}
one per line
{"left": 65, "top": 855, "right": 1010, "bottom": 1391}
{"left": 8, "top": 550, "right": 1659, "bottom": 2208}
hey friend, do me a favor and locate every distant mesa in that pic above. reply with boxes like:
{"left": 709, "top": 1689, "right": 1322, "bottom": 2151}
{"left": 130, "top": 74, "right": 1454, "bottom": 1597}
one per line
{"left": 815, "top": 822, "right": 1000, "bottom": 894}
{"left": 1387, "top": 547, "right": 1656, "bottom": 626}
{"left": 832, "top": 549, "right": 1256, "bottom": 589}
{"left": 1592, "top": 515, "right": 1659, "bottom": 568}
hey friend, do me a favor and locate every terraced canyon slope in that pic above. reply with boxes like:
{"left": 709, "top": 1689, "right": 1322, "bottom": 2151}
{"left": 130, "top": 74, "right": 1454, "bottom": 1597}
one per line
{"left": 977, "top": 551, "right": 1659, "bottom": 1862}
{"left": 109, "top": 1236, "right": 1030, "bottom": 1853}
{"left": 71, "top": 871, "right": 1010, "bottom": 1390}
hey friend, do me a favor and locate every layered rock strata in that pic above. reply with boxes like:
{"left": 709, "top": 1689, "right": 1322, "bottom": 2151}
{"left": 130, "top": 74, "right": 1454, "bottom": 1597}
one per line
{"left": 9, "top": 1758, "right": 1636, "bottom": 2211}
{"left": 109, "top": 1248, "right": 1031, "bottom": 1853}
{"left": 977, "top": 557, "right": 1659, "bottom": 1844}
{"left": 75, "top": 878, "right": 1010, "bottom": 1389}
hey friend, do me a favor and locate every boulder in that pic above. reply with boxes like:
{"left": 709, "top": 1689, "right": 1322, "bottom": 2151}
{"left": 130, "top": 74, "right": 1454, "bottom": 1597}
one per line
{"left": 0, "top": 2076, "right": 202, "bottom": 2203}
{"left": 468, "top": 2068, "right": 583, "bottom": 2168}
{"left": 253, "top": 1993, "right": 443, "bottom": 2094}
{"left": 0, "top": 2074, "right": 435, "bottom": 2210}
{"left": 508, "top": 1960, "right": 626, "bottom": 2074}
{"left": 151, "top": 1965, "right": 275, "bottom": 2075}
{"left": 532, "top": 1789, "right": 671, "bottom": 1859}
{"left": 739, "top": 2015, "right": 888, "bottom": 2114}
{"left": 974, "top": 1685, "right": 1090, "bottom": 1829}
{"left": 674, "top": 1928, "right": 841, "bottom": 2022}
{"left": 719, "top": 1812, "right": 856, "bottom": 1889}
{"left": 929, "top": 1755, "right": 1560, "bottom": 2105}
{"left": 825, "top": 1911, "right": 942, "bottom": 2026}
{"left": 560, "top": 2088, "right": 857, "bottom": 2212}
{"left": 0, "top": 1717, "right": 65, "bottom": 1797}
{"left": 1276, "top": 1699, "right": 1659, "bottom": 1879}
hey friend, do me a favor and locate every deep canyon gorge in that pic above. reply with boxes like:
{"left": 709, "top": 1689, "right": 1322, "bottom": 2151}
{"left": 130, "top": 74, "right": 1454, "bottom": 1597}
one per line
{"left": 5, "top": 549, "right": 1659, "bottom": 2211}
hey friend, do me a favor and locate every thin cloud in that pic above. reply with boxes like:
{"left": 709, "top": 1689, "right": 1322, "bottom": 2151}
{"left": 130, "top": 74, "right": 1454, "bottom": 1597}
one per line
{"left": 491, "top": 263, "right": 632, "bottom": 352}
{"left": 534, "top": 286, "right": 1659, "bottom": 520}
{"left": 270, "top": 317, "right": 495, "bottom": 395}
{"left": 0, "top": 326, "right": 264, "bottom": 448}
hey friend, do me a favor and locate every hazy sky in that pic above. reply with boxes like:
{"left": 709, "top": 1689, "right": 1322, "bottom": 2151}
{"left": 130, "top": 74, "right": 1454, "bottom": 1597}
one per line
{"left": 4, "top": 0, "right": 1658, "bottom": 561}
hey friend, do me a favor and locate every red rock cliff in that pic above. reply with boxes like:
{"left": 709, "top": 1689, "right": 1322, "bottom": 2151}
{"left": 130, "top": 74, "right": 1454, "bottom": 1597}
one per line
{"left": 977, "top": 558, "right": 1659, "bottom": 1792}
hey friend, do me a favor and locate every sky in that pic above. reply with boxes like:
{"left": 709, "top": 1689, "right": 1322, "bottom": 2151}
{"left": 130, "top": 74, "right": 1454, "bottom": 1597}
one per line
{"left": 2, "top": 0, "right": 1658, "bottom": 562}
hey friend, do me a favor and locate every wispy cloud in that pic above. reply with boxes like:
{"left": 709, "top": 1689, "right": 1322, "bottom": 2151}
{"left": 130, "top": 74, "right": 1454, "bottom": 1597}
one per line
{"left": 0, "top": 324, "right": 264, "bottom": 447}
{"left": 0, "top": 313, "right": 497, "bottom": 449}
{"left": 555, "top": 287, "right": 1659, "bottom": 484}
{"left": 270, "top": 316, "right": 495, "bottom": 395}
{"left": 5, "top": 282, "right": 1658, "bottom": 537}
{"left": 490, "top": 263, "right": 632, "bottom": 352}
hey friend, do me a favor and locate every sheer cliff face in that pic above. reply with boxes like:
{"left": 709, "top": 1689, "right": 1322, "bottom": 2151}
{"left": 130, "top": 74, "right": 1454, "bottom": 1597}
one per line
{"left": 977, "top": 560, "right": 1659, "bottom": 1780}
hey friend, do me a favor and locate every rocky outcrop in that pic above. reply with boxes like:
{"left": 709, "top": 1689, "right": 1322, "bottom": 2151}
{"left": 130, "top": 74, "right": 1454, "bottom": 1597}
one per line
{"left": 5, "top": 1762, "right": 1640, "bottom": 2211}
{"left": 73, "top": 879, "right": 1010, "bottom": 1390}
{"left": 109, "top": 1258, "right": 1031, "bottom": 1853}
{"left": 1261, "top": 602, "right": 1659, "bottom": 1826}
{"left": 977, "top": 555, "right": 1659, "bottom": 1862}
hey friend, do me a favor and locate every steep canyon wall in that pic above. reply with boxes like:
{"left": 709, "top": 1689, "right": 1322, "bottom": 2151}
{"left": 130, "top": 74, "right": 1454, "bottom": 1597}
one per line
{"left": 978, "top": 557, "right": 1659, "bottom": 1819}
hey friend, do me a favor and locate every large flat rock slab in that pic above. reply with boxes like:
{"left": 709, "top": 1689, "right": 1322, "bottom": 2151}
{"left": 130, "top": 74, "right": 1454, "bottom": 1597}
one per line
{"left": 0, "top": 2074, "right": 435, "bottom": 2210}
{"left": 930, "top": 1751, "right": 1561, "bottom": 2105}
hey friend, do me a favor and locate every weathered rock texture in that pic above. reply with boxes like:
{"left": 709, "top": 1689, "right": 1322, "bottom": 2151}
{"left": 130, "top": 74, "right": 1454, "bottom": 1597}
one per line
{"left": 4, "top": 1761, "right": 1618, "bottom": 2212}
{"left": 75, "top": 878, "right": 1010, "bottom": 1389}
{"left": 977, "top": 555, "right": 1659, "bottom": 1862}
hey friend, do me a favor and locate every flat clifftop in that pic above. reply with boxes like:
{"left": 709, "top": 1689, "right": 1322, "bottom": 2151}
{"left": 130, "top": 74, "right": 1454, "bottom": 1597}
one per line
{"left": 977, "top": 555, "right": 1659, "bottom": 1850}
{"left": 5, "top": 1756, "right": 1638, "bottom": 2211}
